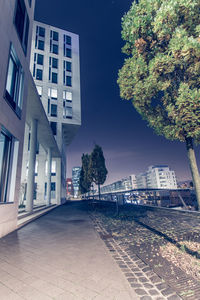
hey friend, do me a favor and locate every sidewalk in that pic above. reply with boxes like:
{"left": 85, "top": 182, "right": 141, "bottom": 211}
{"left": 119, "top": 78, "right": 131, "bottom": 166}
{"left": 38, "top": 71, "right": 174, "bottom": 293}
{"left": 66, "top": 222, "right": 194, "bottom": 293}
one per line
{"left": 0, "top": 202, "right": 139, "bottom": 300}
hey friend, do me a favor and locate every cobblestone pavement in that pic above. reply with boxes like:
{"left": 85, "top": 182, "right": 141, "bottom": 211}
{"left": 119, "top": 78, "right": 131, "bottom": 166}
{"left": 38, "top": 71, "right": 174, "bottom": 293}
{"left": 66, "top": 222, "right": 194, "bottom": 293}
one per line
{"left": 88, "top": 203, "right": 200, "bottom": 300}
{"left": 0, "top": 202, "right": 138, "bottom": 300}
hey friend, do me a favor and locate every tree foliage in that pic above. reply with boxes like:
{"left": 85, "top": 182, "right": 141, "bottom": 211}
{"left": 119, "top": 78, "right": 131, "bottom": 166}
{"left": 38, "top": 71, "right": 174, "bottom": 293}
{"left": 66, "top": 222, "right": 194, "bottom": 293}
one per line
{"left": 89, "top": 145, "right": 108, "bottom": 186}
{"left": 79, "top": 154, "right": 92, "bottom": 194}
{"left": 118, "top": 0, "right": 200, "bottom": 142}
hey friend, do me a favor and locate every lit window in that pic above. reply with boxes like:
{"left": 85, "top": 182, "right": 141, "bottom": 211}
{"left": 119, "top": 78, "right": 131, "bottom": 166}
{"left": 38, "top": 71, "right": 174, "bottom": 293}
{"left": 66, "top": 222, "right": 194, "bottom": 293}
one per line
{"left": 5, "top": 44, "right": 24, "bottom": 116}
{"left": 51, "top": 161, "right": 56, "bottom": 176}
{"left": 35, "top": 160, "right": 38, "bottom": 176}
{"left": 36, "top": 86, "right": 42, "bottom": 96}
{"left": 63, "top": 91, "right": 72, "bottom": 101}
{"left": 48, "top": 88, "right": 57, "bottom": 99}
{"left": 63, "top": 105, "right": 72, "bottom": 119}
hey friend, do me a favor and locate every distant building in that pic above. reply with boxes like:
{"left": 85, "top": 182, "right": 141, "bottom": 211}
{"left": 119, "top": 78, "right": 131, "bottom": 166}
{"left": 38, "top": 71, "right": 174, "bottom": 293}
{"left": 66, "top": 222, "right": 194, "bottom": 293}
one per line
{"left": 101, "top": 174, "right": 137, "bottom": 193}
{"left": 72, "top": 167, "right": 81, "bottom": 198}
{"left": 66, "top": 178, "right": 74, "bottom": 196}
{"left": 136, "top": 173, "right": 147, "bottom": 189}
{"left": 146, "top": 165, "right": 177, "bottom": 189}
{"left": 131, "top": 174, "right": 137, "bottom": 189}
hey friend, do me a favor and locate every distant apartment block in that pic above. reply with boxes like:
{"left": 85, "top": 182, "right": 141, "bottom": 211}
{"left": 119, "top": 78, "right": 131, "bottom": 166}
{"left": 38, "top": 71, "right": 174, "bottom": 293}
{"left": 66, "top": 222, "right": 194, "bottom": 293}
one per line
{"left": 72, "top": 167, "right": 81, "bottom": 198}
{"left": 136, "top": 173, "right": 147, "bottom": 189}
{"left": 101, "top": 165, "right": 177, "bottom": 194}
{"left": 146, "top": 165, "right": 177, "bottom": 189}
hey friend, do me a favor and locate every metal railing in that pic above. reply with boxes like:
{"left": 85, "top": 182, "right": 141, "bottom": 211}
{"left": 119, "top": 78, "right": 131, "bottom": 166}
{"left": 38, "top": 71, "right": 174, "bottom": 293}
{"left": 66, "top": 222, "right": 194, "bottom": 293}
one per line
{"left": 84, "top": 188, "right": 197, "bottom": 211}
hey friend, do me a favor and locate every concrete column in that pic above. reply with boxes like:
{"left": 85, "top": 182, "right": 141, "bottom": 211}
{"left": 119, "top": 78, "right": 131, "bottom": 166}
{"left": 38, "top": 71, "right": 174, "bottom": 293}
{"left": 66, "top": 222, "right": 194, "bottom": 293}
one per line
{"left": 56, "top": 158, "right": 61, "bottom": 205}
{"left": 47, "top": 148, "right": 52, "bottom": 206}
{"left": 26, "top": 119, "right": 38, "bottom": 212}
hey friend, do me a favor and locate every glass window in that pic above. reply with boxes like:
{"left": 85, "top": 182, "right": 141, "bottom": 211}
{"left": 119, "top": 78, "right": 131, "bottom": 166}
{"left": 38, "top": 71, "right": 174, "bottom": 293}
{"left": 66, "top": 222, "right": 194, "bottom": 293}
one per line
{"left": 66, "top": 35, "right": 71, "bottom": 45}
{"left": 66, "top": 76, "right": 72, "bottom": 86}
{"left": 52, "top": 72, "right": 58, "bottom": 84}
{"left": 63, "top": 91, "right": 72, "bottom": 101}
{"left": 51, "top": 104, "right": 57, "bottom": 117}
{"left": 36, "top": 69, "right": 43, "bottom": 80}
{"left": 50, "top": 122, "right": 57, "bottom": 135}
{"left": 37, "top": 54, "right": 44, "bottom": 65}
{"left": 48, "top": 88, "right": 57, "bottom": 99}
{"left": 28, "top": 0, "right": 32, "bottom": 7}
{"left": 0, "top": 129, "right": 13, "bottom": 203}
{"left": 51, "top": 161, "right": 56, "bottom": 176}
{"left": 14, "top": 0, "right": 30, "bottom": 54}
{"left": 51, "top": 182, "right": 56, "bottom": 198}
{"left": 53, "top": 31, "right": 59, "bottom": 41}
{"left": 65, "top": 106, "right": 72, "bottom": 118}
{"left": 66, "top": 61, "right": 71, "bottom": 72}
{"left": 53, "top": 44, "right": 58, "bottom": 55}
{"left": 36, "top": 86, "right": 42, "bottom": 96}
{"left": 38, "top": 40, "right": 44, "bottom": 51}
{"left": 39, "top": 26, "right": 45, "bottom": 37}
{"left": 52, "top": 58, "right": 58, "bottom": 69}
{"left": 35, "top": 160, "right": 38, "bottom": 176}
{"left": 5, "top": 44, "right": 24, "bottom": 114}
{"left": 66, "top": 48, "right": 71, "bottom": 58}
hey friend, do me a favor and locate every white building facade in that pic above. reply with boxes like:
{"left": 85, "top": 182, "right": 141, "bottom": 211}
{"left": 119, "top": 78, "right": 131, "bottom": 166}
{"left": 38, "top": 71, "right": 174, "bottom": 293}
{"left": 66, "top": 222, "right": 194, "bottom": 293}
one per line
{"left": 21, "top": 21, "right": 81, "bottom": 206}
{"left": 136, "top": 173, "right": 147, "bottom": 189}
{"left": 146, "top": 165, "right": 177, "bottom": 189}
{"left": 0, "top": 0, "right": 35, "bottom": 237}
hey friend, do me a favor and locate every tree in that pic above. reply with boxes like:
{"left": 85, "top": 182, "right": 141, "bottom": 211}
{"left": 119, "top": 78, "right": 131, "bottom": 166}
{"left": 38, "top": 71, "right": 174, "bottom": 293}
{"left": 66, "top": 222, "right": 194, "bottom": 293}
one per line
{"left": 89, "top": 145, "right": 108, "bottom": 200}
{"left": 79, "top": 154, "right": 92, "bottom": 196}
{"left": 117, "top": 0, "right": 200, "bottom": 209}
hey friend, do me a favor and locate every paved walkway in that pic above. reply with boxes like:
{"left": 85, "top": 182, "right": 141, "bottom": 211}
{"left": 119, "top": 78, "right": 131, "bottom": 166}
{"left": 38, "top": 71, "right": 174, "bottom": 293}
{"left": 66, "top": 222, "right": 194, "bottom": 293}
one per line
{"left": 0, "top": 202, "right": 139, "bottom": 300}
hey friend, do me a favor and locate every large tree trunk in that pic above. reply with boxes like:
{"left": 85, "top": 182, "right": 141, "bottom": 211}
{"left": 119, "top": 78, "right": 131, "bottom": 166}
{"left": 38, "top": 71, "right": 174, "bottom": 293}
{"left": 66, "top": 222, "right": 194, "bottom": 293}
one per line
{"left": 98, "top": 184, "right": 101, "bottom": 201}
{"left": 185, "top": 137, "right": 200, "bottom": 210}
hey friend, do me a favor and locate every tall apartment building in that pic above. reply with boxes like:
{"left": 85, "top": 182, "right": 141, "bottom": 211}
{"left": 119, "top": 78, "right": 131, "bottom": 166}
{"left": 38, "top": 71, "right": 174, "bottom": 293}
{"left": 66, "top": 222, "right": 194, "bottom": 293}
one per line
{"left": 0, "top": 0, "right": 35, "bottom": 237}
{"left": 21, "top": 21, "right": 81, "bottom": 205}
{"left": 146, "top": 165, "right": 177, "bottom": 189}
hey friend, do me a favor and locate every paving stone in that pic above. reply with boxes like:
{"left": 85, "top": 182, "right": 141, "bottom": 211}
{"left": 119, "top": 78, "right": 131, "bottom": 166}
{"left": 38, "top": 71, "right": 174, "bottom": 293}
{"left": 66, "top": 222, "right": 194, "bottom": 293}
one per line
{"left": 135, "top": 289, "right": 148, "bottom": 296}
{"left": 156, "top": 283, "right": 169, "bottom": 291}
{"left": 150, "top": 276, "right": 162, "bottom": 284}
{"left": 131, "top": 283, "right": 142, "bottom": 288}
{"left": 127, "top": 277, "right": 138, "bottom": 283}
{"left": 139, "top": 277, "right": 149, "bottom": 283}
{"left": 144, "top": 283, "right": 154, "bottom": 289}
{"left": 135, "top": 272, "right": 144, "bottom": 277}
{"left": 161, "top": 288, "right": 175, "bottom": 296}
{"left": 140, "top": 296, "right": 153, "bottom": 300}
{"left": 149, "top": 289, "right": 159, "bottom": 296}
{"left": 167, "top": 295, "right": 182, "bottom": 300}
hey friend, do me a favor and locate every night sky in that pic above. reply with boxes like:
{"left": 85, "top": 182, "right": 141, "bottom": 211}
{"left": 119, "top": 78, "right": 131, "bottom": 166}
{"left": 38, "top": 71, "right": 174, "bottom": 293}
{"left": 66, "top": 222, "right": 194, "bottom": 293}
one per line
{"left": 35, "top": 0, "right": 199, "bottom": 184}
